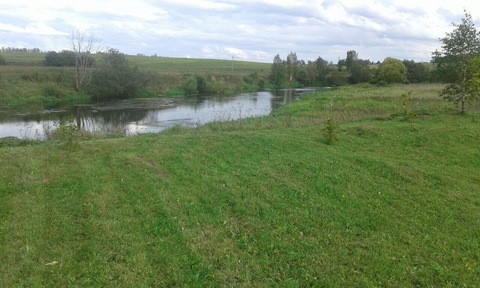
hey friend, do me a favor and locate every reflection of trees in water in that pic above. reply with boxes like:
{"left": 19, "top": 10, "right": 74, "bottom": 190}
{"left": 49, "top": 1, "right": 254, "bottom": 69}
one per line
{"left": 271, "top": 89, "right": 298, "bottom": 110}
{"left": 0, "top": 104, "right": 73, "bottom": 123}
{"left": 75, "top": 106, "right": 149, "bottom": 135}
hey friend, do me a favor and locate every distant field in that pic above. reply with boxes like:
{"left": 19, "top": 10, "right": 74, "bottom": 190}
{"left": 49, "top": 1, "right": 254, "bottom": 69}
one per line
{"left": 1, "top": 52, "right": 270, "bottom": 75}
{"left": 127, "top": 55, "right": 270, "bottom": 75}
{"left": 1, "top": 52, "right": 46, "bottom": 66}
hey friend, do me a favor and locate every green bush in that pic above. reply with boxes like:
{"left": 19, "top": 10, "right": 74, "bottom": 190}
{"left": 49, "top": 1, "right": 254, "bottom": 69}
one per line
{"left": 184, "top": 76, "right": 198, "bottom": 95}
{"left": 43, "top": 82, "right": 66, "bottom": 98}
{"left": 196, "top": 75, "right": 207, "bottom": 93}
{"left": 88, "top": 66, "right": 147, "bottom": 100}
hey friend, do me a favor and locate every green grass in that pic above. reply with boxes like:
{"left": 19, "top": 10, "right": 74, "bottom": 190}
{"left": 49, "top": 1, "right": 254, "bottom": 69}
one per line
{"left": 1, "top": 84, "right": 479, "bottom": 286}
{"left": 0, "top": 53, "right": 270, "bottom": 105}
{"left": 1, "top": 52, "right": 46, "bottom": 66}
{"left": 127, "top": 55, "right": 270, "bottom": 74}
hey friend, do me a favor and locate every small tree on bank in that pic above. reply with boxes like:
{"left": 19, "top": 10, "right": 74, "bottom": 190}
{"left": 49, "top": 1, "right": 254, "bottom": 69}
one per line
{"left": 466, "top": 57, "right": 480, "bottom": 121}
{"left": 70, "top": 31, "right": 101, "bottom": 91}
{"left": 432, "top": 10, "right": 480, "bottom": 114}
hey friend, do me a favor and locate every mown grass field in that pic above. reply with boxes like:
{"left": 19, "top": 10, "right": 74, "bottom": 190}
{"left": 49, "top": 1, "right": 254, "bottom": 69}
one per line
{"left": 1, "top": 83, "right": 479, "bottom": 286}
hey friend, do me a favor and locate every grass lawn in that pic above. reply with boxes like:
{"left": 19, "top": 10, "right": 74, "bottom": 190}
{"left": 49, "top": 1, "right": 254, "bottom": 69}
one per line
{"left": 0, "top": 84, "right": 479, "bottom": 286}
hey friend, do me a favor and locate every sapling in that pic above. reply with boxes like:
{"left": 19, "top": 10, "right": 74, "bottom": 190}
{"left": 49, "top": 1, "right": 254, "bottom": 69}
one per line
{"left": 401, "top": 91, "right": 413, "bottom": 120}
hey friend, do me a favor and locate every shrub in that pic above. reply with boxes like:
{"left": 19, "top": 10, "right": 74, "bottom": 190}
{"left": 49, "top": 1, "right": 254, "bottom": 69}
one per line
{"left": 323, "top": 118, "right": 339, "bottom": 145}
{"left": 88, "top": 66, "right": 147, "bottom": 100}
{"left": 184, "top": 76, "right": 198, "bottom": 95}
{"left": 43, "top": 83, "right": 66, "bottom": 98}
{"left": 196, "top": 75, "right": 207, "bottom": 93}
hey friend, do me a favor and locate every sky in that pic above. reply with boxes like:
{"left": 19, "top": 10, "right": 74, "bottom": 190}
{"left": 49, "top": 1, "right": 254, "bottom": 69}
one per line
{"left": 0, "top": 0, "right": 478, "bottom": 63}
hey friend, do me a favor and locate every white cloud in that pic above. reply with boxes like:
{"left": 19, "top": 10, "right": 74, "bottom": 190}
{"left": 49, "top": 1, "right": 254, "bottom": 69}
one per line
{"left": 0, "top": 0, "right": 479, "bottom": 62}
{"left": 0, "top": 22, "right": 67, "bottom": 36}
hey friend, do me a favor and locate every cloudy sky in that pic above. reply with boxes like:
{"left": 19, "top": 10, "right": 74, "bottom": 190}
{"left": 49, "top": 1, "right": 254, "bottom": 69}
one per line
{"left": 0, "top": 0, "right": 477, "bottom": 63}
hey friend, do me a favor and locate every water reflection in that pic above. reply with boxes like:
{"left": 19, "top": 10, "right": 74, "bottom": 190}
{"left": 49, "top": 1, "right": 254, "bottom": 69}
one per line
{"left": 0, "top": 89, "right": 316, "bottom": 139}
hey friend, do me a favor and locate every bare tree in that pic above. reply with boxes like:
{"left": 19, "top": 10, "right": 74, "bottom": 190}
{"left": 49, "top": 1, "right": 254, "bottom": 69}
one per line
{"left": 70, "top": 31, "right": 101, "bottom": 91}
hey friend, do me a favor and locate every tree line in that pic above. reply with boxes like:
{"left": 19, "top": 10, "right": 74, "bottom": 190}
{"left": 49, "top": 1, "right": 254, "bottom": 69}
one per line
{"left": 270, "top": 10, "right": 480, "bottom": 115}
{"left": 269, "top": 51, "right": 434, "bottom": 88}
{"left": 1, "top": 47, "right": 41, "bottom": 53}
{"left": 2, "top": 10, "right": 479, "bottom": 115}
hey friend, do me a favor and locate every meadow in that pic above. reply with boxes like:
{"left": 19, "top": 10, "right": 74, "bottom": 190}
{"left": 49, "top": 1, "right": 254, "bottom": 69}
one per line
{"left": 0, "top": 52, "right": 270, "bottom": 105}
{"left": 1, "top": 83, "right": 479, "bottom": 286}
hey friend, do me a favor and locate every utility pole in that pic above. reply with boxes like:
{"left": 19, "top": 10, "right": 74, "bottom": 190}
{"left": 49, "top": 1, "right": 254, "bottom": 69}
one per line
{"left": 232, "top": 56, "right": 234, "bottom": 71}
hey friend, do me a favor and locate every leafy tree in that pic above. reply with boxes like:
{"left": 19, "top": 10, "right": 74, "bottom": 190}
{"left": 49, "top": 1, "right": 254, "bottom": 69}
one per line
{"left": 403, "top": 60, "right": 430, "bottom": 83}
{"left": 88, "top": 48, "right": 148, "bottom": 100}
{"left": 270, "top": 54, "right": 286, "bottom": 85}
{"left": 305, "top": 61, "right": 318, "bottom": 84}
{"left": 295, "top": 64, "right": 309, "bottom": 85}
{"left": 286, "top": 51, "right": 299, "bottom": 82}
{"left": 466, "top": 57, "right": 480, "bottom": 120}
{"left": 349, "top": 61, "right": 372, "bottom": 84}
{"left": 345, "top": 50, "right": 358, "bottom": 71}
{"left": 378, "top": 57, "right": 407, "bottom": 83}
{"left": 102, "top": 48, "right": 128, "bottom": 68}
{"left": 315, "top": 57, "right": 329, "bottom": 84}
{"left": 337, "top": 59, "right": 346, "bottom": 71}
{"left": 432, "top": 10, "right": 480, "bottom": 113}
{"left": 325, "top": 69, "right": 350, "bottom": 86}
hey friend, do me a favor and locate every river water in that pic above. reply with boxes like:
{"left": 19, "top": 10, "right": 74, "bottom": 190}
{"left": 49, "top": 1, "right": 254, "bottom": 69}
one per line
{"left": 0, "top": 89, "right": 315, "bottom": 139}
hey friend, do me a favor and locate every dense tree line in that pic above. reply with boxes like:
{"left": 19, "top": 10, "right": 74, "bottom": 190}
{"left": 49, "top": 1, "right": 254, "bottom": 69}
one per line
{"left": 1, "top": 47, "right": 41, "bottom": 53}
{"left": 269, "top": 51, "right": 435, "bottom": 87}
{"left": 44, "top": 50, "right": 77, "bottom": 67}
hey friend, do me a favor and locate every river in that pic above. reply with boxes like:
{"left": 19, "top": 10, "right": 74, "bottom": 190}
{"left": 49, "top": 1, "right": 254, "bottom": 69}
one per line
{"left": 0, "top": 89, "right": 316, "bottom": 139}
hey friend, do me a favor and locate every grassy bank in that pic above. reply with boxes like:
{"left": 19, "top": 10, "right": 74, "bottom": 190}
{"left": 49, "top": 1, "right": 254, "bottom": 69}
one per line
{"left": 0, "top": 52, "right": 270, "bottom": 105}
{"left": 1, "top": 84, "right": 479, "bottom": 286}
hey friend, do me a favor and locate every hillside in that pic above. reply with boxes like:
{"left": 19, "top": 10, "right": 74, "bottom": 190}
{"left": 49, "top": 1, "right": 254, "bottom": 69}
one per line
{"left": 1, "top": 84, "right": 479, "bottom": 286}
{"left": 0, "top": 52, "right": 271, "bottom": 105}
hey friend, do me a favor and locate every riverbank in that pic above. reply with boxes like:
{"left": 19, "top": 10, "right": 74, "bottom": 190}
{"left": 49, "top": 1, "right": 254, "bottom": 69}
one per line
{"left": 1, "top": 84, "right": 479, "bottom": 286}
{"left": 0, "top": 53, "right": 271, "bottom": 105}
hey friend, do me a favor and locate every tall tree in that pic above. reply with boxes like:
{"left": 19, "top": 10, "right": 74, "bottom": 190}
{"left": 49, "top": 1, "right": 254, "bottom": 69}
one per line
{"left": 345, "top": 50, "right": 358, "bottom": 71}
{"left": 286, "top": 51, "right": 299, "bottom": 82}
{"left": 270, "top": 54, "right": 286, "bottom": 85}
{"left": 466, "top": 57, "right": 480, "bottom": 121}
{"left": 70, "top": 31, "right": 101, "bottom": 91}
{"left": 349, "top": 61, "right": 372, "bottom": 84}
{"left": 403, "top": 60, "right": 429, "bottom": 83}
{"left": 315, "top": 56, "right": 329, "bottom": 83}
{"left": 432, "top": 10, "right": 480, "bottom": 113}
